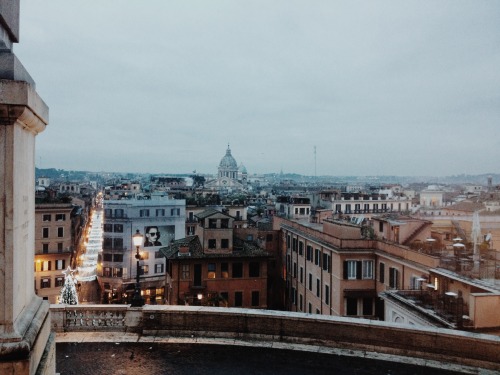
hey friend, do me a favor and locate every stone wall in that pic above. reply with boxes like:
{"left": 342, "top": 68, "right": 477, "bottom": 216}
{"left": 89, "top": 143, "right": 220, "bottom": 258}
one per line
{"left": 51, "top": 305, "right": 500, "bottom": 372}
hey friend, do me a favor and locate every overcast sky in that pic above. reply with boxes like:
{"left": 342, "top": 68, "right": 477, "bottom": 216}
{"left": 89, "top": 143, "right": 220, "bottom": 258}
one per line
{"left": 15, "top": 1, "right": 500, "bottom": 177}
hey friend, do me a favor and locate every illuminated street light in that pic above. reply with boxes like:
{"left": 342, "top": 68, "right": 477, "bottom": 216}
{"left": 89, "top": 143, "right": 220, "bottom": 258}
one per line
{"left": 131, "top": 229, "right": 145, "bottom": 307}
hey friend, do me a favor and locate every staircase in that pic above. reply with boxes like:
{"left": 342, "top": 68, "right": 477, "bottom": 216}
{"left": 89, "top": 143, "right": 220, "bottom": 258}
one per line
{"left": 403, "top": 222, "right": 430, "bottom": 246}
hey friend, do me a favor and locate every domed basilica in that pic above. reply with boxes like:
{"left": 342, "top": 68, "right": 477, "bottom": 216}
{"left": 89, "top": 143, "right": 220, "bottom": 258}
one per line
{"left": 205, "top": 145, "right": 247, "bottom": 191}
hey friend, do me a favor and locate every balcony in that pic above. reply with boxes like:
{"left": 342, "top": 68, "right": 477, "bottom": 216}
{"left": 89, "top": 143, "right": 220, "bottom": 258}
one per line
{"left": 383, "top": 289, "right": 472, "bottom": 329}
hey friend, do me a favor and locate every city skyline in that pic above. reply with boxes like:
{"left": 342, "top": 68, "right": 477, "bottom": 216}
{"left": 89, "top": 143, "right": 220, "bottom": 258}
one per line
{"left": 16, "top": 1, "right": 500, "bottom": 177}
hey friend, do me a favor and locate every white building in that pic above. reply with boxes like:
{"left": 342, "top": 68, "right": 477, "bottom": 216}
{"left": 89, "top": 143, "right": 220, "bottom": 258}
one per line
{"left": 101, "top": 194, "right": 185, "bottom": 304}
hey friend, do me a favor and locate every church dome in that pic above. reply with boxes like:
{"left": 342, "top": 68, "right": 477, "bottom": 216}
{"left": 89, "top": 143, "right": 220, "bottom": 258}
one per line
{"left": 239, "top": 163, "right": 247, "bottom": 174}
{"left": 219, "top": 145, "right": 238, "bottom": 169}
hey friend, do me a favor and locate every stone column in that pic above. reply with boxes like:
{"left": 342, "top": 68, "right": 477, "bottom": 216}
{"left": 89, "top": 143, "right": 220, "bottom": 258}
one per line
{"left": 0, "top": 1, "right": 54, "bottom": 374}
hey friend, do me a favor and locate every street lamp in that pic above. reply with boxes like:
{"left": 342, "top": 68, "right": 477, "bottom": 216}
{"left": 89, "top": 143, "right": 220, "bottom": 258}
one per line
{"left": 131, "top": 229, "right": 145, "bottom": 307}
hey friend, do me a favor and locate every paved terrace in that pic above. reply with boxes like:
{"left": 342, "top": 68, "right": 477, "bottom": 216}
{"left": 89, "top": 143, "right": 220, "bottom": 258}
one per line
{"left": 50, "top": 305, "right": 500, "bottom": 374}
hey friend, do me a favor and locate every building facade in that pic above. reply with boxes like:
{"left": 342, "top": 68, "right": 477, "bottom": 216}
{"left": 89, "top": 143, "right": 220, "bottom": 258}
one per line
{"left": 34, "top": 204, "right": 76, "bottom": 303}
{"left": 161, "top": 208, "right": 269, "bottom": 308}
{"left": 101, "top": 195, "right": 185, "bottom": 304}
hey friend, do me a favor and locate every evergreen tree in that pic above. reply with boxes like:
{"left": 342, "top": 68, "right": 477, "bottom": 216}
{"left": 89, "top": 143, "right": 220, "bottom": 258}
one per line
{"left": 59, "top": 267, "right": 79, "bottom": 305}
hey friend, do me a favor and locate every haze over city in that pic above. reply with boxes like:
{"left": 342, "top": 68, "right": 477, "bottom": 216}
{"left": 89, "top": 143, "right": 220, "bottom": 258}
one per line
{"left": 16, "top": 0, "right": 500, "bottom": 177}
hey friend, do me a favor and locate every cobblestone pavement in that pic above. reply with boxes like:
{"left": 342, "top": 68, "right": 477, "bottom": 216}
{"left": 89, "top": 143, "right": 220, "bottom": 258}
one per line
{"left": 56, "top": 342, "right": 461, "bottom": 375}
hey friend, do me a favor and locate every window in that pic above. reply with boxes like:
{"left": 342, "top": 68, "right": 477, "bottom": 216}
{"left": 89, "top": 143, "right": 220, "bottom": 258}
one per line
{"left": 293, "top": 262, "right": 297, "bottom": 278}
{"left": 379, "top": 263, "right": 385, "bottom": 283}
{"left": 232, "top": 263, "right": 243, "bottom": 278}
{"left": 140, "top": 209, "right": 149, "bottom": 217}
{"left": 42, "top": 243, "right": 49, "bottom": 254}
{"left": 299, "top": 294, "right": 303, "bottom": 311}
{"left": 57, "top": 227, "right": 64, "bottom": 238}
{"left": 308, "top": 303, "right": 312, "bottom": 314}
{"left": 155, "top": 263, "right": 164, "bottom": 274}
{"left": 344, "top": 260, "right": 362, "bottom": 280}
{"left": 306, "top": 246, "right": 313, "bottom": 262}
{"left": 389, "top": 267, "right": 399, "bottom": 289}
{"left": 104, "top": 224, "right": 113, "bottom": 232}
{"left": 55, "top": 277, "right": 64, "bottom": 287}
{"left": 251, "top": 291, "right": 259, "bottom": 307}
{"left": 221, "top": 263, "right": 229, "bottom": 278}
{"left": 42, "top": 214, "right": 51, "bottom": 222}
{"left": 141, "top": 251, "right": 149, "bottom": 260}
{"left": 208, "top": 263, "right": 216, "bottom": 278}
{"left": 140, "top": 265, "right": 149, "bottom": 275}
{"left": 286, "top": 235, "right": 290, "bottom": 249}
{"left": 155, "top": 251, "right": 163, "bottom": 259}
{"left": 249, "top": 262, "right": 260, "bottom": 277}
{"left": 40, "top": 278, "right": 51, "bottom": 289}
{"left": 156, "top": 209, "right": 165, "bottom": 217}
{"left": 103, "top": 253, "right": 113, "bottom": 261}
{"left": 299, "top": 266, "right": 303, "bottom": 284}
{"left": 325, "top": 285, "right": 330, "bottom": 305}
{"left": 208, "top": 239, "right": 216, "bottom": 249}
{"left": 41, "top": 261, "right": 51, "bottom": 271}
{"left": 323, "top": 253, "right": 331, "bottom": 272}
{"left": 103, "top": 267, "right": 111, "bottom": 277}
{"left": 234, "top": 291, "right": 243, "bottom": 307}
{"left": 55, "top": 259, "right": 65, "bottom": 270}
{"left": 104, "top": 209, "right": 112, "bottom": 218}
{"left": 266, "top": 234, "right": 273, "bottom": 241}
{"left": 113, "top": 268, "right": 123, "bottom": 277}
{"left": 363, "top": 298, "right": 373, "bottom": 316}
{"left": 181, "top": 265, "right": 190, "bottom": 279}
{"left": 113, "top": 238, "right": 123, "bottom": 250}
{"left": 308, "top": 273, "right": 312, "bottom": 291}
{"left": 346, "top": 297, "right": 357, "bottom": 315}
{"left": 220, "top": 219, "right": 229, "bottom": 228}
{"left": 171, "top": 208, "right": 180, "bottom": 216}
{"left": 292, "top": 238, "right": 297, "bottom": 252}
{"left": 55, "top": 213, "right": 66, "bottom": 221}
{"left": 314, "top": 249, "right": 321, "bottom": 266}
{"left": 103, "top": 237, "right": 113, "bottom": 249}
{"left": 113, "top": 254, "right": 123, "bottom": 262}
{"left": 298, "top": 241, "right": 304, "bottom": 256}
{"left": 316, "top": 278, "right": 320, "bottom": 297}
{"left": 42, "top": 228, "right": 49, "bottom": 238}
{"left": 221, "top": 239, "right": 229, "bottom": 249}
{"left": 113, "top": 224, "right": 123, "bottom": 233}
{"left": 115, "top": 209, "right": 124, "bottom": 218}
{"left": 362, "top": 260, "right": 374, "bottom": 279}
{"left": 57, "top": 243, "right": 63, "bottom": 252}
{"left": 247, "top": 234, "right": 253, "bottom": 241}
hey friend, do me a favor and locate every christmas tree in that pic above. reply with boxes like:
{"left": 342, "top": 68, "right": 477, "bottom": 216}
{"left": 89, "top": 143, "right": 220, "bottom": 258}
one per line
{"left": 59, "top": 266, "right": 79, "bottom": 305}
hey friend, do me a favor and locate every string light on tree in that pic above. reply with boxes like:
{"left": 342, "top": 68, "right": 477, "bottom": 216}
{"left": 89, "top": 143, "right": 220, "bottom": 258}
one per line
{"left": 59, "top": 266, "right": 79, "bottom": 305}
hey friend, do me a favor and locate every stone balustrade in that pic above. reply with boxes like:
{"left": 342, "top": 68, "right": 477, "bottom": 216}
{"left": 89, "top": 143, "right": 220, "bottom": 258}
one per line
{"left": 50, "top": 304, "right": 500, "bottom": 373}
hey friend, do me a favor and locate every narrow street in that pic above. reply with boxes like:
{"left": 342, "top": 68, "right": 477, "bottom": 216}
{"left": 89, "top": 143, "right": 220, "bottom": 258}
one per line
{"left": 77, "top": 279, "right": 101, "bottom": 304}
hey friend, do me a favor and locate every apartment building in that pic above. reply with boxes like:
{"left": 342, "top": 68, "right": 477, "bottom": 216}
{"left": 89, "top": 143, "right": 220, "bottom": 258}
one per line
{"left": 332, "top": 192, "right": 411, "bottom": 218}
{"left": 277, "top": 215, "right": 438, "bottom": 319}
{"left": 34, "top": 203, "right": 76, "bottom": 303}
{"left": 161, "top": 208, "right": 270, "bottom": 308}
{"left": 101, "top": 194, "right": 185, "bottom": 304}
{"left": 276, "top": 196, "right": 311, "bottom": 220}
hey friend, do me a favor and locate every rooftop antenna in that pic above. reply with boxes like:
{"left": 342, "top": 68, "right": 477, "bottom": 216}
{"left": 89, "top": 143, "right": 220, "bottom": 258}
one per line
{"left": 314, "top": 146, "right": 317, "bottom": 180}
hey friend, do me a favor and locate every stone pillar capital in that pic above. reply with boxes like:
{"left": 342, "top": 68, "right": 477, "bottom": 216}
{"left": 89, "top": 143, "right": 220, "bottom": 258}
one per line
{"left": 0, "top": 79, "right": 48, "bottom": 133}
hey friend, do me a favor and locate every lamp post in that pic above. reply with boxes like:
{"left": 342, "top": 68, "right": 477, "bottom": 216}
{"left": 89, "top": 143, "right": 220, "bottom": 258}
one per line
{"left": 131, "top": 229, "right": 145, "bottom": 307}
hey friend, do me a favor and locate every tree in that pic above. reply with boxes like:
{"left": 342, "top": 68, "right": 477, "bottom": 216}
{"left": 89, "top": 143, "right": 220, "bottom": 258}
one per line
{"left": 59, "top": 267, "right": 79, "bottom": 305}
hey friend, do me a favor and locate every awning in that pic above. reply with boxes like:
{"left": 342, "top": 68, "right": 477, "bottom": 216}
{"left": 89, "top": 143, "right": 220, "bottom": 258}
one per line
{"left": 343, "top": 289, "right": 378, "bottom": 298}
